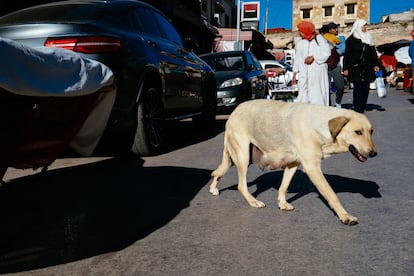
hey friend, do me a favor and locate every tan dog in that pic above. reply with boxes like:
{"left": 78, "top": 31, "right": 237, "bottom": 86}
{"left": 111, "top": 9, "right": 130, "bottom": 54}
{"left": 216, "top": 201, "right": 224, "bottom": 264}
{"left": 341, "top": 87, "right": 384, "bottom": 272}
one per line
{"left": 210, "top": 99, "right": 377, "bottom": 225}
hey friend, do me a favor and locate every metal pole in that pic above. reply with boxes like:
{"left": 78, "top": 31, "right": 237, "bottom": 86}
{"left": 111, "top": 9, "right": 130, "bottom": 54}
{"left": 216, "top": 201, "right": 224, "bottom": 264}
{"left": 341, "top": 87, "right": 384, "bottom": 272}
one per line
{"left": 265, "top": 0, "right": 269, "bottom": 35}
{"left": 236, "top": 0, "right": 241, "bottom": 50}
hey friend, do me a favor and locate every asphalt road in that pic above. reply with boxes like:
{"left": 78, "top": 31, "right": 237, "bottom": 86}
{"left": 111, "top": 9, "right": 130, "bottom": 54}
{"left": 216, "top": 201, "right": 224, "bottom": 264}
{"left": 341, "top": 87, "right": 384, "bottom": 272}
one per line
{"left": 1, "top": 86, "right": 413, "bottom": 275}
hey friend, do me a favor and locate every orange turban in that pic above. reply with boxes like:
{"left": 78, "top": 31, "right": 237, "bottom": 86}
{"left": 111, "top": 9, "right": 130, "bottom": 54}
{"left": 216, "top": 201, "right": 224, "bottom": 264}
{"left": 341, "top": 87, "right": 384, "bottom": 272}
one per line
{"left": 297, "top": 21, "right": 316, "bottom": 41}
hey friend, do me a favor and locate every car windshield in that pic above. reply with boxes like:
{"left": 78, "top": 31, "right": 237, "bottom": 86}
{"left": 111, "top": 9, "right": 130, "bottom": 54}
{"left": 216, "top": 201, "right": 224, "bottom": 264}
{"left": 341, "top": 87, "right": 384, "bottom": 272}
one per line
{"left": 202, "top": 54, "right": 245, "bottom": 71}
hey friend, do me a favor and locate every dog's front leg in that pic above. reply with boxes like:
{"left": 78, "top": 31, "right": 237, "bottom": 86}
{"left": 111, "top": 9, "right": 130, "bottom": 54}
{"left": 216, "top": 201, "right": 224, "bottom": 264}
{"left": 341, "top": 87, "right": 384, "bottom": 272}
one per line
{"left": 304, "top": 164, "right": 358, "bottom": 225}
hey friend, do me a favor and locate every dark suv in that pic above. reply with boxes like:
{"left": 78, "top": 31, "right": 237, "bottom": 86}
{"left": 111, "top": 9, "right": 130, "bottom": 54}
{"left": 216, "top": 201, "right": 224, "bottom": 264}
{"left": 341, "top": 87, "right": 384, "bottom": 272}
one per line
{"left": 0, "top": 0, "right": 217, "bottom": 156}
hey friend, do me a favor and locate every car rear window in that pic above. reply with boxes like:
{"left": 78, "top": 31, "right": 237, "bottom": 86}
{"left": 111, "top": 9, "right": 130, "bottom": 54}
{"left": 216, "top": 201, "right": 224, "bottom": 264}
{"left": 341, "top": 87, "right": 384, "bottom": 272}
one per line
{"left": 0, "top": 4, "right": 108, "bottom": 24}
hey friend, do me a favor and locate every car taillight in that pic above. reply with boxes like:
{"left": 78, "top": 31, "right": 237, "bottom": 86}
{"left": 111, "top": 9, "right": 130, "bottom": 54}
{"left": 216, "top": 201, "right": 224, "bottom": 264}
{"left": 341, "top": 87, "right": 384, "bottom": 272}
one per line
{"left": 44, "top": 36, "right": 121, "bottom": 53}
{"left": 266, "top": 69, "right": 277, "bottom": 78}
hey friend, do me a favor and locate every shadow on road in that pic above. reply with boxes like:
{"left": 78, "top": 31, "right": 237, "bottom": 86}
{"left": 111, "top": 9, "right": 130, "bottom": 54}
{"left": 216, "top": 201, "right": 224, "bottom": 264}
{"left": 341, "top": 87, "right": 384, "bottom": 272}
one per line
{"left": 96, "top": 115, "right": 228, "bottom": 157}
{"left": 162, "top": 116, "right": 227, "bottom": 154}
{"left": 222, "top": 169, "right": 381, "bottom": 205}
{"left": 0, "top": 156, "right": 212, "bottom": 274}
{"left": 341, "top": 103, "right": 386, "bottom": 111}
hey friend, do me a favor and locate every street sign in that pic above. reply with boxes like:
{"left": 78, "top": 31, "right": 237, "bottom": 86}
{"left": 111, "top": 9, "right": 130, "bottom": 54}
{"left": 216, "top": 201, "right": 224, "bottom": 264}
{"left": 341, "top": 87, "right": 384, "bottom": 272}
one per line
{"left": 242, "top": 1, "right": 260, "bottom": 21}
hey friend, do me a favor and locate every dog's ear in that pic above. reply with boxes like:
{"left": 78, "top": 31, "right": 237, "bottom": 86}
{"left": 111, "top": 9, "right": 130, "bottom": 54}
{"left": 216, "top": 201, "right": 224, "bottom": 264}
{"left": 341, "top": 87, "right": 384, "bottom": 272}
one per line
{"left": 328, "top": 116, "right": 349, "bottom": 140}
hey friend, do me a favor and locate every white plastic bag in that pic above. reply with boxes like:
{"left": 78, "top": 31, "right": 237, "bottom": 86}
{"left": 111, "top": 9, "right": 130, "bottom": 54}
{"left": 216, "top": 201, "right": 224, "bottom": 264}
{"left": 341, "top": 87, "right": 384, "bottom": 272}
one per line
{"left": 375, "top": 77, "right": 387, "bottom": 98}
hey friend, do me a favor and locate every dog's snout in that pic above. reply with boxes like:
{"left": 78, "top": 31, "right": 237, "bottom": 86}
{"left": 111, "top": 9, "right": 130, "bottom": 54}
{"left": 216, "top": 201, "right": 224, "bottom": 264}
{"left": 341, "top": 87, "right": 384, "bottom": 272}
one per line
{"left": 369, "top": 151, "right": 377, "bottom": 158}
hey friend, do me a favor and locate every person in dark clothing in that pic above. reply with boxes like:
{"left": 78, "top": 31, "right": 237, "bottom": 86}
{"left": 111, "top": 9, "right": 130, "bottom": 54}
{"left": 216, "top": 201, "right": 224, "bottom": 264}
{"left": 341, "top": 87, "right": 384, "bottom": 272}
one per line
{"left": 343, "top": 19, "right": 380, "bottom": 113}
{"left": 323, "top": 22, "right": 346, "bottom": 108}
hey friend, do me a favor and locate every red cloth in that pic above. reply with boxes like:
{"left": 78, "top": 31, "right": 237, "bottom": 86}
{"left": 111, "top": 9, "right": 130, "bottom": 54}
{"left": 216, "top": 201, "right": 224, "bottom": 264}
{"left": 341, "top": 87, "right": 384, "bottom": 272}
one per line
{"left": 297, "top": 21, "right": 316, "bottom": 41}
{"left": 380, "top": 54, "right": 397, "bottom": 70}
{"left": 404, "top": 68, "right": 411, "bottom": 89}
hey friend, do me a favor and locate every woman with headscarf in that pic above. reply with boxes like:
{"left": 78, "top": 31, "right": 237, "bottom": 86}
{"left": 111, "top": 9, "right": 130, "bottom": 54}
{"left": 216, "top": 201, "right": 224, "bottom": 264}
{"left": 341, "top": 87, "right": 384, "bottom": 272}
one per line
{"left": 292, "top": 21, "right": 331, "bottom": 105}
{"left": 343, "top": 19, "right": 380, "bottom": 113}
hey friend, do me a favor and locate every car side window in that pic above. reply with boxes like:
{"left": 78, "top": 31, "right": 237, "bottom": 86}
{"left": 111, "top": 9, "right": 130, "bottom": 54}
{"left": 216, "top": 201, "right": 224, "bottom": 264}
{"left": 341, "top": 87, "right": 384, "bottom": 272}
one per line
{"left": 129, "top": 8, "right": 163, "bottom": 38}
{"left": 152, "top": 10, "right": 183, "bottom": 46}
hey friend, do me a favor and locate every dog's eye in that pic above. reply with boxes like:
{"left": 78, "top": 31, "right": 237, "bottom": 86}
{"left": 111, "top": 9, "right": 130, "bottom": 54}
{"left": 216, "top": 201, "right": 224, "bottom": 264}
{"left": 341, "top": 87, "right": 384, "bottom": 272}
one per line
{"left": 370, "top": 129, "right": 374, "bottom": 134}
{"left": 355, "top": 130, "right": 363, "bottom": 135}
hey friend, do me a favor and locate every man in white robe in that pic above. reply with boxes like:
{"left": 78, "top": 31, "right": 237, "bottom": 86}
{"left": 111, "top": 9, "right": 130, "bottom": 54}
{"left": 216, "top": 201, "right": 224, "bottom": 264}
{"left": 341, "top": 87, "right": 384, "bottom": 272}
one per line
{"left": 292, "top": 21, "right": 331, "bottom": 105}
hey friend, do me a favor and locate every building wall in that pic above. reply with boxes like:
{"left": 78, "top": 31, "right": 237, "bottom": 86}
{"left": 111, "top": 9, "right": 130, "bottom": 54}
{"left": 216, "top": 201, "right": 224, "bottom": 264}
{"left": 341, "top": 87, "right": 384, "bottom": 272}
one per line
{"left": 217, "top": 0, "right": 236, "bottom": 27}
{"left": 292, "top": 0, "right": 370, "bottom": 31}
{"left": 386, "top": 10, "right": 414, "bottom": 23}
{"left": 201, "top": 0, "right": 235, "bottom": 28}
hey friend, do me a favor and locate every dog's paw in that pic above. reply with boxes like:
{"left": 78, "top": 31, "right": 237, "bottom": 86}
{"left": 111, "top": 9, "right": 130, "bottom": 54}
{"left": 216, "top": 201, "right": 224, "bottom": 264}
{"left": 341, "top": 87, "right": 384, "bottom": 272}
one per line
{"left": 278, "top": 202, "right": 295, "bottom": 211}
{"left": 340, "top": 214, "right": 358, "bottom": 225}
{"left": 209, "top": 187, "right": 219, "bottom": 196}
{"left": 249, "top": 200, "right": 266, "bottom": 208}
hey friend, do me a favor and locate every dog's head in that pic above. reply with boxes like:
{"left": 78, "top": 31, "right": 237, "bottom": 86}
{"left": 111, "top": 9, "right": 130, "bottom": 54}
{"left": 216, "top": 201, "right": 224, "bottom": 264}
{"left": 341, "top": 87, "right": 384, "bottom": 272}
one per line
{"left": 328, "top": 114, "right": 377, "bottom": 162}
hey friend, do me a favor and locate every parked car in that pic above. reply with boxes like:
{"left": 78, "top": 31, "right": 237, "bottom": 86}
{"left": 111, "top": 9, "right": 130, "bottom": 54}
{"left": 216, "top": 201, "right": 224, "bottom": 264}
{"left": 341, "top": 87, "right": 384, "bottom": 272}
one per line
{"left": 0, "top": 0, "right": 217, "bottom": 156}
{"left": 259, "top": 59, "right": 296, "bottom": 88}
{"left": 199, "top": 50, "right": 267, "bottom": 111}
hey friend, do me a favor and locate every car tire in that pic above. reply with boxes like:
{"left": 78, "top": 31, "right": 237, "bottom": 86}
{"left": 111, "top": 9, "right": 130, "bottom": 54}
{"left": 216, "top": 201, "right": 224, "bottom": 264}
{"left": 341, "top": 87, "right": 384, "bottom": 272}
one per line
{"left": 131, "top": 83, "right": 165, "bottom": 156}
{"left": 193, "top": 78, "right": 217, "bottom": 131}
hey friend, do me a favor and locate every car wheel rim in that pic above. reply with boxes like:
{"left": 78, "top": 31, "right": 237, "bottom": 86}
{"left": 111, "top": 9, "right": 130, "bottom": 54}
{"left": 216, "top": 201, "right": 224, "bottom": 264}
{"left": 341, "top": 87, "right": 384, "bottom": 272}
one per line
{"left": 143, "top": 87, "right": 163, "bottom": 148}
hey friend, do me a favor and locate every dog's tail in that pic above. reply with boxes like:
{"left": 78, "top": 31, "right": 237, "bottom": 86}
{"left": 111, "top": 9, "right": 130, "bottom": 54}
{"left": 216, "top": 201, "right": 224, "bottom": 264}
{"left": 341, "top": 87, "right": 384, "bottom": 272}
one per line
{"left": 211, "top": 134, "right": 232, "bottom": 180}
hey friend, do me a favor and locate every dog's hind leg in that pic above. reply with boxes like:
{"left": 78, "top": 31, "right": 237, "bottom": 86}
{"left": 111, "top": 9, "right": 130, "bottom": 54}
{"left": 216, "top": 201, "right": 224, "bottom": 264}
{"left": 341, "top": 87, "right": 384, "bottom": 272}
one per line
{"left": 237, "top": 164, "right": 266, "bottom": 207}
{"left": 210, "top": 136, "right": 232, "bottom": 196}
{"left": 233, "top": 143, "right": 266, "bottom": 208}
{"left": 278, "top": 166, "right": 297, "bottom": 211}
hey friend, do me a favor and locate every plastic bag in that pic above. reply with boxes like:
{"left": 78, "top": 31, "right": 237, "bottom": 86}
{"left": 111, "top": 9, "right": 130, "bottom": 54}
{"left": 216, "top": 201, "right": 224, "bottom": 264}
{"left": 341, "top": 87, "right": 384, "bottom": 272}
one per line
{"left": 375, "top": 77, "right": 386, "bottom": 98}
{"left": 375, "top": 71, "right": 386, "bottom": 98}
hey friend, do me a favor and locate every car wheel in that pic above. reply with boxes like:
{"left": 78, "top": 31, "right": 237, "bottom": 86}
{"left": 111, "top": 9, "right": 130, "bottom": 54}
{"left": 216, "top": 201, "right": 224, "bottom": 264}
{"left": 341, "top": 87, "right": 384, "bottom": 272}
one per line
{"left": 131, "top": 83, "right": 165, "bottom": 156}
{"left": 193, "top": 78, "right": 217, "bottom": 131}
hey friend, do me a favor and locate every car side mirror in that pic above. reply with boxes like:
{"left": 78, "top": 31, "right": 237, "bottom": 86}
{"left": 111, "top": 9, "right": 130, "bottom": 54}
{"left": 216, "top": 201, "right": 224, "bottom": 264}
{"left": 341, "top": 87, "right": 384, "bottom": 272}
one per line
{"left": 184, "top": 36, "right": 199, "bottom": 52}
